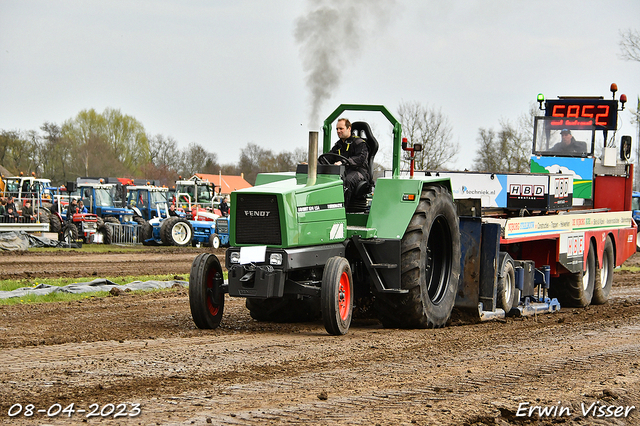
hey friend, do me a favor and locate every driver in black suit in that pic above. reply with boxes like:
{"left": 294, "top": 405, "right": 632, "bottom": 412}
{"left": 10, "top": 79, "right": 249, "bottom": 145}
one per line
{"left": 327, "top": 118, "right": 369, "bottom": 207}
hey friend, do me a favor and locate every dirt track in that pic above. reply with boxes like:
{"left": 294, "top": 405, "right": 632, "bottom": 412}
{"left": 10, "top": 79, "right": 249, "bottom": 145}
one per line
{"left": 0, "top": 247, "right": 639, "bottom": 425}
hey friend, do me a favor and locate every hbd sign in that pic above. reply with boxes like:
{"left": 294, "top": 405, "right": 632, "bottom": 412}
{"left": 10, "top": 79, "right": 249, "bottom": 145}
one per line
{"left": 559, "top": 232, "right": 586, "bottom": 273}
{"left": 507, "top": 176, "right": 548, "bottom": 210}
{"left": 509, "top": 184, "right": 545, "bottom": 198}
{"left": 566, "top": 234, "right": 584, "bottom": 257}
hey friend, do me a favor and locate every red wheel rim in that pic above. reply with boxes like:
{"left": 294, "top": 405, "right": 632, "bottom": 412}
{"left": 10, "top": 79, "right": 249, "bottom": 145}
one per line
{"left": 338, "top": 271, "right": 351, "bottom": 321}
{"left": 205, "top": 267, "right": 220, "bottom": 316}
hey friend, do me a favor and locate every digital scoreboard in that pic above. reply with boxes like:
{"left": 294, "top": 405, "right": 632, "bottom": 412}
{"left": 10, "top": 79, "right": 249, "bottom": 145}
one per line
{"left": 544, "top": 99, "right": 618, "bottom": 130}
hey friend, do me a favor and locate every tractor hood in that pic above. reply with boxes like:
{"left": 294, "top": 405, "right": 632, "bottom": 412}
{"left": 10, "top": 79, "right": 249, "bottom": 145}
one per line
{"left": 230, "top": 171, "right": 346, "bottom": 248}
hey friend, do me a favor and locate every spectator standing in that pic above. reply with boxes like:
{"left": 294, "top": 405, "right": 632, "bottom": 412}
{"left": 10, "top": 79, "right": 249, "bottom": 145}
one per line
{"left": 66, "top": 199, "right": 78, "bottom": 220}
{"left": 219, "top": 197, "right": 229, "bottom": 217}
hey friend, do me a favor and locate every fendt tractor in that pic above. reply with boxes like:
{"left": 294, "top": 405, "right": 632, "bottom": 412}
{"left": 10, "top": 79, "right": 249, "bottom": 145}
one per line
{"left": 189, "top": 86, "right": 636, "bottom": 336}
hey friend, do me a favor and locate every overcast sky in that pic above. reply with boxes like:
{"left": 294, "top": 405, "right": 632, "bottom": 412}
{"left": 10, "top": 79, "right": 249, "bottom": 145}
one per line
{"left": 1, "top": 0, "right": 638, "bottom": 172}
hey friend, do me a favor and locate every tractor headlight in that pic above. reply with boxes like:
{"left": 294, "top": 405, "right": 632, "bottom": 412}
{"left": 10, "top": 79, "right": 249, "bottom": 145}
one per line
{"left": 269, "top": 253, "right": 283, "bottom": 266}
{"left": 229, "top": 251, "right": 241, "bottom": 264}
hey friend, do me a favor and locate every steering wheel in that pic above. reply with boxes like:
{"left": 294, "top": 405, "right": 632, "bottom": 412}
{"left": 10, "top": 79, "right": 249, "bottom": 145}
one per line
{"left": 318, "top": 153, "right": 349, "bottom": 165}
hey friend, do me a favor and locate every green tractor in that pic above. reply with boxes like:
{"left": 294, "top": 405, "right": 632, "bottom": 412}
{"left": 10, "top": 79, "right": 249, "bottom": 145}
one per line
{"left": 189, "top": 104, "right": 461, "bottom": 335}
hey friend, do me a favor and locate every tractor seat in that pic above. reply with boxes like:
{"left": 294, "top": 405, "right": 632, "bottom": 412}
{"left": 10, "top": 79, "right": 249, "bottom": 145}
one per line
{"left": 347, "top": 121, "right": 379, "bottom": 212}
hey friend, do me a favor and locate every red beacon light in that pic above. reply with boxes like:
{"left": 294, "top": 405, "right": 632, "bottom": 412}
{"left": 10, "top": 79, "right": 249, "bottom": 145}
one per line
{"left": 612, "top": 83, "right": 627, "bottom": 110}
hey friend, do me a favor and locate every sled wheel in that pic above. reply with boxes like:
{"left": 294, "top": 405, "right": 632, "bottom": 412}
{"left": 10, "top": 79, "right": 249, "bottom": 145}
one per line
{"left": 374, "top": 185, "right": 460, "bottom": 328}
{"left": 592, "top": 236, "right": 614, "bottom": 305}
{"left": 321, "top": 256, "right": 353, "bottom": 335}
{"left": 189, "top": 253, "right": 225, "bottom": 329}
{"left": 551, "top": 240, "right": 595, "bottom": 307}
{"left": 497, "top": 256, "right": 516, "bottom": 312}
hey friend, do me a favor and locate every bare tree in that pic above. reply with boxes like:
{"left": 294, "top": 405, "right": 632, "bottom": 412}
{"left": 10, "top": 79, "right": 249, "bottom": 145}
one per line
{"left": 619, "top": 28, "right": 640, "bottom": 62}
{"left": 149, "top": 134, "right": 182, "bottom": 171}
{"left": 238, "top": 143, "right": 274, "bottom": 185}
{"left": 181, "top": 142, "right": 218, "bottom": 177}
{"left": 397, "top": 101, "right": 457, "bottom": 170}
{"left": 474, "top": 106, "right": 535, "bottom": 173}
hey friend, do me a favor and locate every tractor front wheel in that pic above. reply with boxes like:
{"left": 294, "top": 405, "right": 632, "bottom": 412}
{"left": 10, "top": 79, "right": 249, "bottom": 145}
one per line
{"left": 141, "top": 222, "right": 153, "bottom": 245}
{"left": 210, "top": 234, "right": 221, "bottom": 249}
{"left": 321, "top": 256, "right": 353, "bottom": 335}
{"left": 59, "top": 223, "right": 78, "bottom": 245}
{"left": 189, "top": 253, "right": 225, "bottom": 329}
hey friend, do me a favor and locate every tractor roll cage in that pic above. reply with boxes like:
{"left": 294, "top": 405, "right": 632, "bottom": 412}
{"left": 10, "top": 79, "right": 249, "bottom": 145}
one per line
{"left": 322, "top": 104, "right": 403, "bottom": 178}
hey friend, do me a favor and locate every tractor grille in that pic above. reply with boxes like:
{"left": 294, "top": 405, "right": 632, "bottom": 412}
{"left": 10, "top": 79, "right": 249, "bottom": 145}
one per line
{"left": 215, "top": 218, "right": 228, "bottom": 234}
{"left": 235, "top": 194, "right": 281, "bottom": 245}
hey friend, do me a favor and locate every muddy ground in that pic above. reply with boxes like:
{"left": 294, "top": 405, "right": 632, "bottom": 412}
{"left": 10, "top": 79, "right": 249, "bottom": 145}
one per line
{"left": 0, "top": 247, "right": 639, "bottom": 425}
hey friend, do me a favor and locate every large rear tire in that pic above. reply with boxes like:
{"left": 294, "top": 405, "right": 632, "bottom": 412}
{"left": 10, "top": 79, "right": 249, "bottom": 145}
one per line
{"left": 161, "top": 217, "right": 193, "bottom": 246}
{"left": 374, "top": 185, "right": 461, "bottom": 328}
{"left": 189, "top": 253, "right": 225, "bottom": 329}
{"left": 592, "top": 236, "right": 614, "bottom": 305}
{"left": 321, "top": 256, "right": 354, "bottom": 335}
{"left": 550, "top": 240, "right": 595, "bottom": 307}
{"left": 37, "top": 209, "right": 50, "bottom": 227}
{"left": 49, "top": 214, "right": 62, "bottom": 233}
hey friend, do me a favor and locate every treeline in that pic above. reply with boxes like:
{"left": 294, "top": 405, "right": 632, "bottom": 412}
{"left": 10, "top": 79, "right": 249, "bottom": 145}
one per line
{"left": 2, "top": 103, "right": 546, "bottom": 189}
{"left": 0, "top": 108, "right": 309, "bottom": 187}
